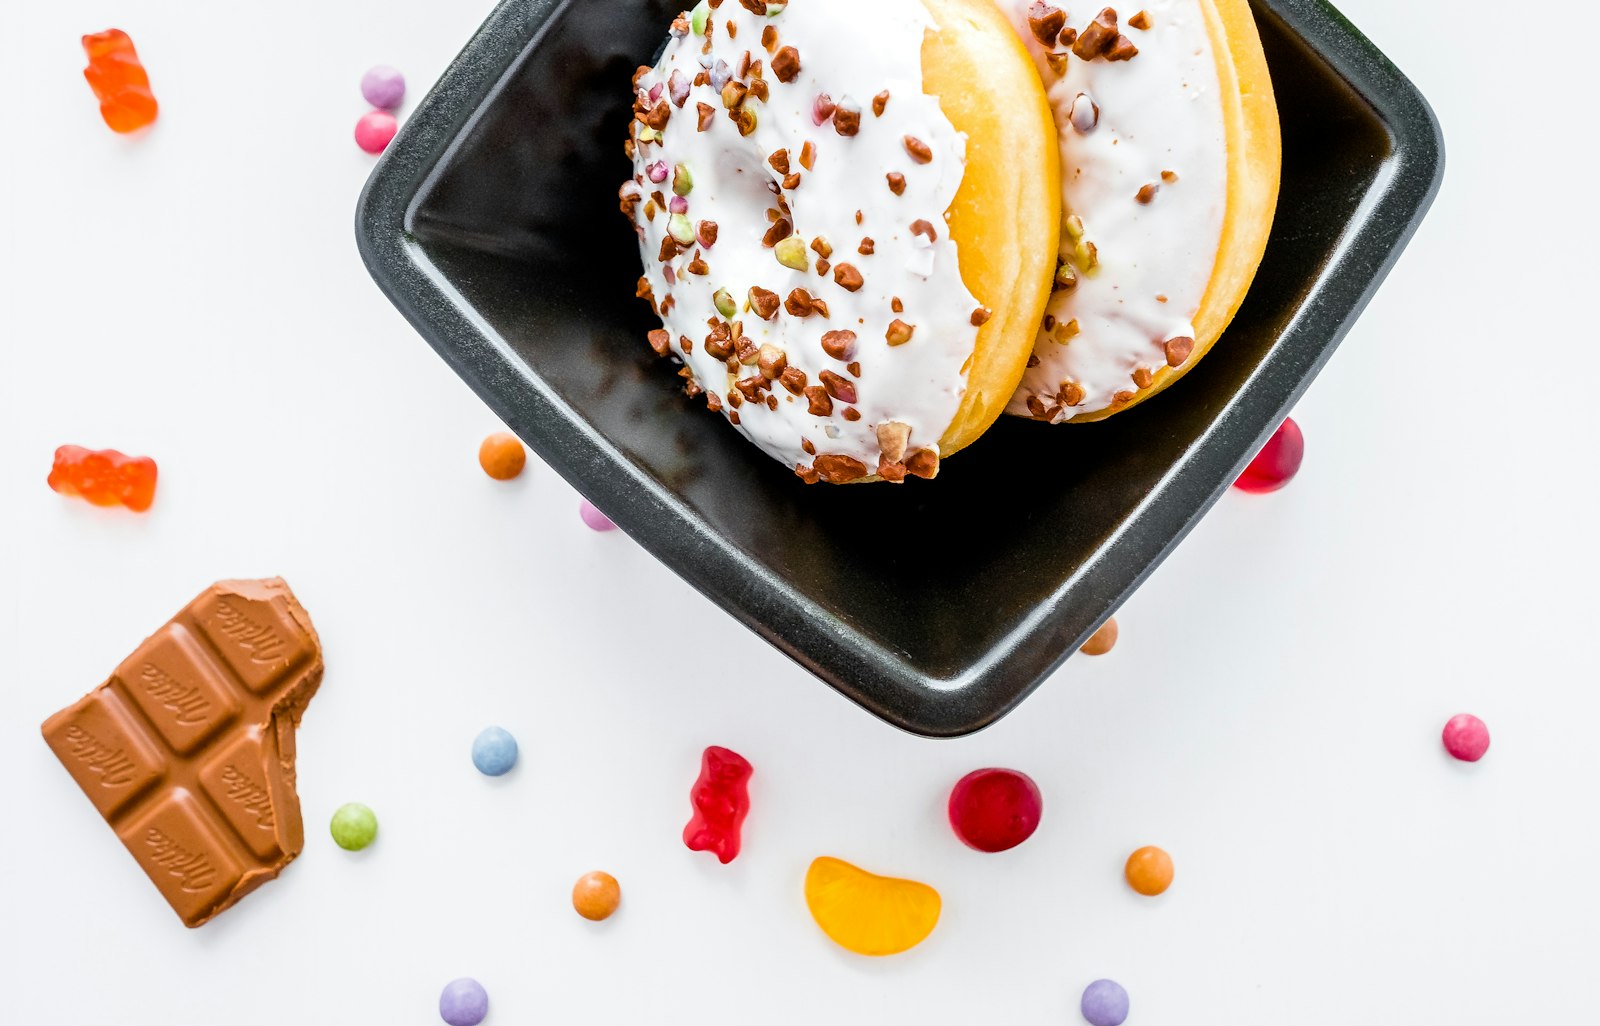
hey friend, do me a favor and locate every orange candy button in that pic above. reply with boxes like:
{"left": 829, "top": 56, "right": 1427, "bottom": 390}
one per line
{"left": 1124, "top": 845, "right": 1174, "bottom": 896}
{"left": 478, "top": 432, "right": 526, "bottom": 481}
{"left": 572, "top": 870, "right": 621, "bottom": 921}
{"left": 1081, "top": 617, "right": 1119, "bottom": 656}
{"left": 805, "top": 856, "right": 940, "bottom": 957}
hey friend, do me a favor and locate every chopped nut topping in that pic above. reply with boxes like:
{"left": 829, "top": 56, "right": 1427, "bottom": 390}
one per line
{"left": 872, "top": 90, "right": 891, "bottom": 117}
{"left": 729, "top": 106, "right": 758, "bottom": 136}
{"left": 821, "top": 330, "right": 858, "bottom": 360}
{"left": 697, "top": 102, "right": 715, "bottom": 131}
{"left": 810, "top": 236, "right": 833, "bottom": 258}
{"left": 833, "top": 263, "right": 864, "bottom": 292}
{"left": 832, "top": 104, "right": 861, "bottom": 136}
{"left": 644, "top": 100, "right": 672, "bottom": 130}
{"left": 1045, "top": 52, "right": 1071, "bottom": 77}
{"left": 886, "top": 319, "right": 916, "bottom": 346}
{"left": 847, "top": 361, "right": 861, "bottom": 377}
{"left": 1136, "top": 183, "right": 1158, "bottom": 204}
{"left": 795, "top": 464, "right": 821, "bottom": 485}
{"left": 1162, "top": 169, "right": 1179, "bottom": 183}
{"left": 841, "top": 408, "right": 861, "bottom": 422}
{"left": 1113, "top": 389, "right": 1136, "bottom": 405}
{"left": 891, "top": 297, "right": 904, "bottom": 313}
{"left": 971, "top": 307, "right": 992, "bottom": 326}
{"left": 813, "top": 455, "right": 868, "bottom": 484}
{"left": 782, "top": 172, "right": 801, "bottom": 190}
{"left": 801, "top": 437, "right": 816, "bottom": 456}
{"left": 737, "top": 0, "right": 766, "bottom": 14}
{"left": 910, "top": 219, "right": 938, "bottom": 242}
{"left": 819, "top": 370, "right": 857, "bottom": 404}
{"left": 762, "top": 25, "right": 779, "bottom": 52}
{"left": 804, "top": 385, "right": 833, "bottom": 416}
{"left": 1164, "top": 336, "right": 1195, "bottom": 367}
{"left": 647, "top": 329, "right": 671, "bottom": 356}
{"left": 878, "top": 460, "right": 907, "bottom": 484}
{"left": 1129, "top": 9, "right": 1152, "bottom": 29}
{"left": 748, "top": 286, "right": 781, "bottom": 320}
{"left": 721, "top": 80, "right": 749, "bottom": 109}
{"left": 772, "top": 45, "right": 801, "bottom": 83}
{"left": 800, "top": 142, "right": 817, "bottom": 170}
{"left": 876, "top": 422, "right": 911, "bottom": 463}
{"left": 779, "top": 366, "right": 808, "bottom": 395}
{"left": 762, "top": 218, "right": 794, "bottom": 247}
{"left": 679, "top": 334, "right": 694, "bottom": 354}
{"left": 706, "top": 391, "right": 723, "bottom": 412}
{"left": 1107, "top": 35, "right": 1139, "bottom": 60}
{"left": 1132, "top": 367, "right": 1154, "bottom": 389}
{"left": 757, "top": 344, "right": 788, "bottom": 380}
{"left": 686, "top": 255, "right": 709, "bottom": 275}
{"left": 886, "top": 173, "right": 907, "bottom": 196}
{"left": 858, "top": 237, "right": 876, "bottom": 255}
{"left": 1027, "top": 2, "right": 1068, "bottom": 46}
{"left": 697, "top": 220, "right": 719, "bottom": 248}
{"left": 903, "top": 136, "right": 933, "bottom": 163}
{"left": 768, "top": 149, "right": 791, "bottom": 174}
{"left": 815, "top": 258, "right": 830, "bottom": 277}
{"left": 785, "top": 288, "right": 816, "bottom": 316}
{"left": 1059, "top": 381, "right": 1086, "bottom": 406}
{"left": 905, "top": 449, "right": 939, "bottom": 480}
{"left": 1070, "top": 93, "right": 1099, "bottom": 134}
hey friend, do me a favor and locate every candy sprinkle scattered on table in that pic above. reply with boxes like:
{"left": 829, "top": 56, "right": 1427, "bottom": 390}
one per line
{"left": 478, "top": 432, "right": 526, "bottom": 481}
{"left": 1125, "top": 845, "right": 1174, "bottom": 896}
{"left": 1442, "top": 713, "right": 1490, "bottom": 762}
{"left": 572, "top": 871, "right": 622, "bottom": 921}
{"left": 579, "top": 498, "right": 616, "bottom": 532}
{"left": 1235, "top": 416, "right": 1305, "bottom": 493}
{"left": 329, "top": 802, "right": 378, "bottom": 851}
{"left": 361, "top": 64, "right": 406, "bottom": 109}
{"left": 1081, "top": 978, "right": 1131, "bottom": 1026}
{"left": 438, "top": 978, "right": 488, "bottom": 1026}
{"left": 1080, "top": 618, "right": 1119, "bottom": 656}
{"left": 948, "top": 768, "right": 1043, "bottom": 853}
{"left": 355, "top": 109, "right": 398, "bottom": 154}
{"left": 471, "top": 726, "right": 519, "bottom": 777}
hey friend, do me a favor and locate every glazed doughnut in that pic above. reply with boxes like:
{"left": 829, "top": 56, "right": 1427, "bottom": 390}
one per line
{"left": 998, "top": 1, "right": 1281, "bottom": 423}
{"left": 621, "top": 0, "right": 1058, "bottom": 483}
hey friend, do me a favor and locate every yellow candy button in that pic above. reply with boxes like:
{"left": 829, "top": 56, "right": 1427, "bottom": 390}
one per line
{"left": 804, "top": 856, "right": 941, "bottom": 956}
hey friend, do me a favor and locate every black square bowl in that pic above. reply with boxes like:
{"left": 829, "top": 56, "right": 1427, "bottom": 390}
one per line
{"left": 357, "top": 0, "right": 1443, "bottom": 737}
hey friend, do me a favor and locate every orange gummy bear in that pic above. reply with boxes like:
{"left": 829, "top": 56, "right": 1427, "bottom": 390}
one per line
{"left": 48, "top": 445, "right": 158, "bottom": 512}
{"left": 82, "top": 29, "right": 158, "bottom": 133}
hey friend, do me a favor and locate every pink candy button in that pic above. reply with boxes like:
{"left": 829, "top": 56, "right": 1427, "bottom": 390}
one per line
{"left": 1442, "top": 714, "right": 1490, "bottom": 762}
{"left": 354, "top": 109, "right": 398, "bottom": 154}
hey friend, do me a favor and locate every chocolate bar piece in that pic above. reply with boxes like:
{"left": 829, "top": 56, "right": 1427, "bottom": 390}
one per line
{"left": 41, "top": 579, "right": 322, "bottom": 927}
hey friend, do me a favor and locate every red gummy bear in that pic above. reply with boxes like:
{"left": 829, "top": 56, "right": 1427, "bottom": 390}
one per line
{"left": 48, "top": 446, "right": 158, "bottom": 512}
{"left": 683, "top": 746, "right": 752, "bottom": 864}
{"left": 82, "top": 29, "right": 159, "bottom": 133}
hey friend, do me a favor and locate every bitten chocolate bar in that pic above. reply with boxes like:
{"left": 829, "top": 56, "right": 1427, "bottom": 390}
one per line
{"left": 41, "top": 579, "right": 323, "bottom": 927}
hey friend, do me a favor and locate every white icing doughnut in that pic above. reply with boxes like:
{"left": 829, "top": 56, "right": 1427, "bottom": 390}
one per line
{"left": 622, "top": 0, "right": 981, "bottom": 483}
{"left": 999, "top": 1, "right": 1229, "bottom": 421}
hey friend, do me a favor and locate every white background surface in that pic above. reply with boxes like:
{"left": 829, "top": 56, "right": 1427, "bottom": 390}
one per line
{"left": 2, "top": 1, "right": 1596, "bottom": 1023}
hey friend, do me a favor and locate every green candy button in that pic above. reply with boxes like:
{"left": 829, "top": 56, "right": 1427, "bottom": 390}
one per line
{"left": 330, "top": 802, "right": 378, "bottom": 851}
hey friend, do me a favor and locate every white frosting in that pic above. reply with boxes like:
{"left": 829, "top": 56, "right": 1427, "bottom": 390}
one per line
{"left": 625, "top": 0, "right": 980, "bottom": 479}
{"left": 998, "top": 0, "right": 1227, "bottom": 420}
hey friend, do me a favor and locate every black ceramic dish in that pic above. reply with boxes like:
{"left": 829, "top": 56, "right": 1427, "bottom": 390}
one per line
{"left": 357, "top": 0, "right": 1443, "bottom": 737}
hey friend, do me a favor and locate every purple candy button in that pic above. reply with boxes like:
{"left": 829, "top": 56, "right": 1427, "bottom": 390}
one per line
{"left": 439, "top": 977, "right": 488, "bottom": 1026}
{"left": 1081, "top": 979, "right": 1129, "bottom": 1026}
{"left": 361, "top": 65, "right": 406, "bottom": 109}
{"left": 579, "top": 499, "right": 616, "bottom": 532}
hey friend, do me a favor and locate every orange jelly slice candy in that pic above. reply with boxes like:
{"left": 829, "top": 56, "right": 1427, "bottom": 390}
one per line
{"left": 804, "top": 856, "right": 941, "bottom": 957}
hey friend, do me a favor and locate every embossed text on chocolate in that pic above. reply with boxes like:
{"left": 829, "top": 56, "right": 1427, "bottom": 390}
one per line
{"left": 139, "top": 662, "right": 211, "bottom": 724}
{"left": 220, "top": 764, "right": 275, "bottom": 829}
{"left": 144, "top": 827, "right": 216, "bottom": 891}
{"left": 63, "top": 725, "right": 138, "bottom": 786}
{"left": 211, "top": 600, "right": 286, "bottom": 663}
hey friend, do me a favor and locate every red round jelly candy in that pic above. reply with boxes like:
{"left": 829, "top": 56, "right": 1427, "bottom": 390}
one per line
{"left": 1235, "top": 417, "right": 1305, "bottom": 493}
{"left": 948, "top": 768, "right": 1042, "bottom": 853}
